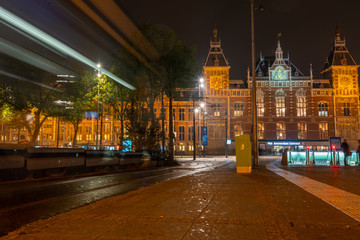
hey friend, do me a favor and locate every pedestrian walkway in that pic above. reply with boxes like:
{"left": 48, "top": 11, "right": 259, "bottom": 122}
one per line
{"left": 2, "top": 159, "right": 360, "bottom": 239}
{"left": 267, "top": 161, "right": 360, "bottom": 222}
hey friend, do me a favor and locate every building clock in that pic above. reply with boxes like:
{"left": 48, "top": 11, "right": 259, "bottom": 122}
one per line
{"left": 272, "top": 67, "right": 287, "bottom": 80}
{"left": 210, "top": 76, "right": 223, "bottom": 90}
{"left": 339, "top": 76, "right": 350, "bottom": 87}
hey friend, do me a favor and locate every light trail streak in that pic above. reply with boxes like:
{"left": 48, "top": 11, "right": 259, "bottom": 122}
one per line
{"left": 0, "top": 37, "right": 72, "bottom": 75}
{"left": 0, "top": 70, "right": 62, "bottom": 92}
{"left": 0, "top": 6, "right": 135, "bottom": 90}
{"left": 0, "top": 19, "right": 67, "bottom": 58}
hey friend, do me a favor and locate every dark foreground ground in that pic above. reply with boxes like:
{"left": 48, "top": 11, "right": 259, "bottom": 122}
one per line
{"left": 2, "top": 156, "right": 360, "bottom": 240}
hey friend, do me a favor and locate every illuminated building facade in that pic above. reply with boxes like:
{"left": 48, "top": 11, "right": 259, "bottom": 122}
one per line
{"left": 1, "top": 27, "right": 358, "bottom": 155}
{"left": 170, "top": 27, "right": 359, "bottom": 155}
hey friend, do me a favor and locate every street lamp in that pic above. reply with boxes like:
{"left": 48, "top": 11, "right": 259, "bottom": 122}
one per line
{"left": 96, "top": 63, "right": 101, "bottom": 150}
{"left": 250, "top": 0, "right": 264, "bottom": 166}
{"left": 198, "top": 78, "right": 204, "bottom": 156}
{"left": 195, "top": 108, "right": 199, "bottom": 157}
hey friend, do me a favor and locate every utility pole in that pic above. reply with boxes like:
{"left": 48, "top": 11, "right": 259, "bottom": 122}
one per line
{"left": 56, "top": 117, "right": 60, "bottom": 148}
{"left": 193, "top": 97, "right": 196, "bottom": 160}
{"left": 251, "top": 0, "right": 258, "bottom": 166}
{"left": 225, "top": 110, "right": 228, "bottom": 158}
{"left": 161, "top": 82, "right": 165, "bottom": 154}
{"left": 168, "top": 67, "right": 174, "bottom": 162}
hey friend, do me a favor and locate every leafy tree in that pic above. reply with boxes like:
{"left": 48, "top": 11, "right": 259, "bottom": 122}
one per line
{"left": 112, "top": 24, "right": 199, "bottom": 158}
{"left": 141, "top": 24, "right": 200, "bottom": 161}
{"left": 0, "top": 54, "right": 75, "bottom": 145}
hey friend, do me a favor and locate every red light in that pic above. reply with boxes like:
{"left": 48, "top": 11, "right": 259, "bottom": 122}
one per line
{"left": 332, "top": 145, "right": 336, "bottom": 149}
{"left": 306, "top": 146, "right": 310, "bottom": 149}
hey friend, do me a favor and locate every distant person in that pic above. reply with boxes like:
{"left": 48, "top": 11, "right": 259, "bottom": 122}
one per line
{"left": 341, "top": 139, "right": 350, "bottom": 165}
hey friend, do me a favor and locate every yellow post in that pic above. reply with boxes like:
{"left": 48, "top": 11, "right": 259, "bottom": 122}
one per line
{"left": 235, "top": 134, "right": 252, "bottom": 173}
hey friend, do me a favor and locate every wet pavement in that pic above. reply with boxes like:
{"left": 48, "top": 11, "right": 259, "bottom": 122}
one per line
{"left": 2, "top": 156, "right": 360, "bottom": 239}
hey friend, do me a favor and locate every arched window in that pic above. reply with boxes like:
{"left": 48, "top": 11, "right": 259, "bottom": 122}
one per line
{"left": 296, "top": 89, "right": 307, "bottom": 117}
{"left": 275, "top": 89, "right": 286, "bottom": 117}
{"left": 257, "top": 90, "right": 265, "bottom": 117}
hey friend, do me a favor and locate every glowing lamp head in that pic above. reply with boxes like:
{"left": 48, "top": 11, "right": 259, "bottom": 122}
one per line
{"left": 97, "top": 63, "right": 101, "bottom": 68}
{"left": 332, "top": 145, "right": 336, "bottom": 150}
{"left": 195, "top": 108, "right": 199, "bottom": 113}
{"left": 200, "top": 102, "right": 205, "bottom": 108}
{"left": 97, "top": 72, "right": 101, "bottom": 78}
{"left": 200, "top": 77, "right": 204, "bottom": 83}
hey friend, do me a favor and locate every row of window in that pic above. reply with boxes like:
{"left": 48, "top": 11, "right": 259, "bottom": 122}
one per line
{"left": 167, "top": 101, "right": 352, "bottom": 120}
{"left": 250, "top": 81, "right": 311, "bottom": 87}
{"left": 175, "top": 122, "right": 329, "bottom": 141}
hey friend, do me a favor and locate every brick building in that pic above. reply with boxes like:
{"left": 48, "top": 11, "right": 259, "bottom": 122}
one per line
{"left": 171, "top": 26, "right": 359, "bottom": 155}
{"left": 1, "top": 27, "right": 358, "bottom": 155}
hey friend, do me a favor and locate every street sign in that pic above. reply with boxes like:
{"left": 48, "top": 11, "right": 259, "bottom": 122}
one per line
{"left": 201, "top": 126, "right": 208, "bottom": 146}
{"left": 122, "top": 140, "right": 132, "bottom": 152}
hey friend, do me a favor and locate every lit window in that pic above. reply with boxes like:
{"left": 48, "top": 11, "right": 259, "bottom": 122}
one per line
{"left": 276, "top": 122, "right": 286, "bottom": 140}
{"left": 297, "top": 122, "right": 307, "bottom": 139}
{"left": 319, "top": 122, "right": 328, "bottom": 139}
{"left": 296, "top": 89, "right": 307, "bottom": 117}
{"left": 258, "top": 122, "right": 264, "bottom": 140}
{"left": 257, "top": 90, "right": 265, "bottom": 117}
{"left": 213, "top": 103, "right": 221, "bottom": 116}
{"left": 234, "top": 123, "right": 244, "bottom": 136}
{"left": 275, "top": 90, "right": 286, "bottom": 117}
{"left": 234, "top": 103, "right": 244, "bottom": 116}
{"left": 318, "top": 102, "right": 328, "bottom": 116}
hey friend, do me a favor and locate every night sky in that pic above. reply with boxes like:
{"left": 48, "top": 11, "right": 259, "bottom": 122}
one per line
{"left": 118, "top": 0, "right": 360, "bottom": 80}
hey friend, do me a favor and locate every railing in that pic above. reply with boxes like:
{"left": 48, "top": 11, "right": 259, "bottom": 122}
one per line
{"left": 286, "top": 150, "right": 359, "bottom": 166}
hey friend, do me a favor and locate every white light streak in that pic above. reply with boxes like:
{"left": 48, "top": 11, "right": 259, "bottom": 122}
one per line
{"left": 0, "top": 6, "right": 135, "bottom": 90}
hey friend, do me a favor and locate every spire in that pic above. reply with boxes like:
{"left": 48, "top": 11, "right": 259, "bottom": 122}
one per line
{"left": 212, "top": 24, "right": 218, "bottom": 42}
{"left": 335, "top": 25, "right": 340, "bottom": 41}
{"left": 322, "top": 26, "right": 356, "bottom": 71}
{"left": 204, "top": 26, "right": 229, "bottom": 67}
{"left": 275, "top": 39, "right": 283, "bottom": 60}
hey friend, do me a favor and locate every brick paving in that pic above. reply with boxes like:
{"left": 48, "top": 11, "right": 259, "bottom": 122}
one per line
{"left": 2, "top": 158, "right": 360, "bottom": 239}
{"left": 268, "top": 161, "right": 360, "bottom": 222}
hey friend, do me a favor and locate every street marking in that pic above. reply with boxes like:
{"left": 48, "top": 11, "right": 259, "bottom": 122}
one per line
{"left": 266, "top": 162, "right": 360, "bottom": 222}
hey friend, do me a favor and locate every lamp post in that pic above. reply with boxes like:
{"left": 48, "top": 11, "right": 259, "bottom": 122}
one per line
{"left": 96, "top": 63, "right": 101, "bottom": 150}
{"left": 192, "top": 97, "right": 197, "bottom": 160}
{"left": 250, "top": 0, "right": 264, "bottom": 166}
{"left": 194, "top": 108, "right": 200, "bottom": 155}
{"left": 199, "top": 78, "right": 204, "bottom": 156}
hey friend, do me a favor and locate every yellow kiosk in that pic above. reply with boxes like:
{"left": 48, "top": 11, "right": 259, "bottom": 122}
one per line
{"left": 235, "top": 134, "right": 252, "bottom": 173}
